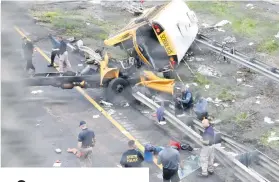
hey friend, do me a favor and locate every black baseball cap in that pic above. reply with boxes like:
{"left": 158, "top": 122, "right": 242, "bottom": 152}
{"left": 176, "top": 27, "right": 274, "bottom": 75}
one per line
{"left": 79, "top": 121, "right": 86, "bottom": 126}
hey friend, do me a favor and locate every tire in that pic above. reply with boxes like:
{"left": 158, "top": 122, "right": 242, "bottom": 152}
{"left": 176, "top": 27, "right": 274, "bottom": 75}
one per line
{"left": 105, "top": 78, "right": 130, "bottom": 101}
{"left": 163, "top": 70, "right": 175, "bottom": 79}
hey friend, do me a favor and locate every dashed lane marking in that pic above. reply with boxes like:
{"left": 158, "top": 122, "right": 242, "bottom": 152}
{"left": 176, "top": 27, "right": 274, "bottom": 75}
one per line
{"left": 14, "top": 25, "right": 162, "bottom": 169}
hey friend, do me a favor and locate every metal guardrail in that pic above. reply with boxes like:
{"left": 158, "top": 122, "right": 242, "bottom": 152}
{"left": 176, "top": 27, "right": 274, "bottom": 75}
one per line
{"left": 195, "top": 34, "right": 279, "bottom": 83}
{"left": 132, "top": 91, "right": 270, "bottom": 182}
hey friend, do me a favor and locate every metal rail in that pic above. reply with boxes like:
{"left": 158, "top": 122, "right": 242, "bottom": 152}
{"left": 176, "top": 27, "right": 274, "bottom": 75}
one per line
{"left": 195, "top": 34, "right": 279, "bottom": 83}
{"left": 132, "top": 91, "right": 269, "bottom": 182}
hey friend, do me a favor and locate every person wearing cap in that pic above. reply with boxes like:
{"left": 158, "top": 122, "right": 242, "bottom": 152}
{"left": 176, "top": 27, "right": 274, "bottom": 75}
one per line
{"left": 120, "top": 140, "right": 144, "bottom": 167}
{"left": 199, "top": 118, "right": 215, "bottom": 177}
{"left": 156, "top": 141, "right": 184, "bottom": 182}
{"left": 77, "top": 121, "right": 96, "bottom": 167}
{"left": 22, "top": 37, "right": 35, "bottom": 74}
{"left": 174, "top": 86, "right": 193, "bottom": 115}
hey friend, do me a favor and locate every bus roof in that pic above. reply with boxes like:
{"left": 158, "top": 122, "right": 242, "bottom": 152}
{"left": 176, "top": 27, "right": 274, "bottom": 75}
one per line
{"left": 151, "top": 0, "right": 199, "bottom": 61}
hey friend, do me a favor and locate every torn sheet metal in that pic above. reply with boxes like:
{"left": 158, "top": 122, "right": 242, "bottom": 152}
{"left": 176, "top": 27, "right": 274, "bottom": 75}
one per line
{"left": 100, "top": 100, "right": 113, "bottom": 107}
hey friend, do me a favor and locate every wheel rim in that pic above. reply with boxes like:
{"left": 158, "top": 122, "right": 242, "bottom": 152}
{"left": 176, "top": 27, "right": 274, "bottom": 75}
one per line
{"left": 115, "top": 84, "right": 124, "bottom": 93}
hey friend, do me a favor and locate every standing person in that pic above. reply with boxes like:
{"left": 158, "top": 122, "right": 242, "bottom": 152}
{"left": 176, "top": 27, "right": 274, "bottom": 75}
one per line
{"left": 47, "top": 34, "right": 60, "bottom": 68}
{"left": 199, "top": 118, "right": 215, "bottom": 177}
{"left": 156, "top": 102, "right": 167, "bottom": 125}
{"left": 57, "top": 36, "right": 72, "bottom": 73}
{"left": 22, "top": 37, "right": 35, "bottom": 74}
{"left": 120, "top": 140, "right": 144, "bottom": 167}
{"left": 157, "top": 142, "right": 184, "bottom": 182}
{"left": 194, "top": 96, "right": 209, "bottom": 121}
{"left": 77, "top": 121, "right": 96, "bottom": 167}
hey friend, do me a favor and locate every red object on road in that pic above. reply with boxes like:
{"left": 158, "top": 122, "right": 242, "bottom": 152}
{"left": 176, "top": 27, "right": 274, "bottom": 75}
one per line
{"left": 169, "top": 140, "right": 181, "bottom": 150}
{"left": 140, "top": 0, "right": 144, "bottom": 4}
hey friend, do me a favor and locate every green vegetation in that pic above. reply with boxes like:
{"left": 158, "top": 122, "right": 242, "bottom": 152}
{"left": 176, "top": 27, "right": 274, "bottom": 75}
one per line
{"left": 186, "top": 1, "right": 279, "bottom": 53}
{"left": 194, "top": 73, "right": 210, "bottom": 86}
{"left": 232, "top": 18, "right": 257, "bottom": 36}
{"left": 235, "top": 112, "right": 249, "bottom": 123}
{"left": 31, "top": 10, "right": 110, "bottom": 40}
{"left": 218, "top": 89, "right": 235, "bottom": 101}
{"left": 260, "top": 130, "right": 279, "bottom": 147}
{"left": 257, "top": 39, "right": 279, "bottom": 54}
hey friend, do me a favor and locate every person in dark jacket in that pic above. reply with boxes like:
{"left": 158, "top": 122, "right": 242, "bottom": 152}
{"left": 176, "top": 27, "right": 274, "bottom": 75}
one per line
{"left": 47, "top": 34, "right": 60, "bottom": 67}
{"left": 174, "top": 86, "right": 193, "bottom": 115}
{"left": 22, "top": 37, "right": 35, "bottom": 73}
{"left": 156, "top": 102, "right": 167, "bottom": 125}
{"left": 57, "top": 36, "right": 72, "bottom": 73}
{"left": 120, "top": 140, "right": 144, "bottom": 167}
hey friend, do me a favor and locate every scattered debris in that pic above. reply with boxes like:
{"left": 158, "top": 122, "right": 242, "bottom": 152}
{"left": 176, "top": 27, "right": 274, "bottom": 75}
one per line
{"left": 197, "top": 65, "right": 221, "bottom": 78}
{"left": 31, "top": 90, "right": 43, "bottom": 94}
{"left": 224, "top": 36, "right": 236, "bottom": 43}
{"left": 53, "top": 160, "right": 62, "bottom": 167}
{"left": 159, "top": 121, "right": 167, "bottom": 125}
{"left": 237, "top": 78, "right": 243, "bottom": 83}
{"left": 242, "top": 84, "right": 254, "bottom": 88}
{"left": 213, "top": 163, "right": 220, "bottom": 167}
{"left": 214, "top": 20, "right": 232, "bottom": 27}
{"left": 205, "top": 85, "right": 210, "bottom": 89}
{"left": 249, "top": 42, "right": 254, "bottom": 46}
{"left": 255, "top": 100, "right": 260, "bottom": 104}
{"left": 93, "top": 115, "right": 100, "bottom": 119}
{"left": 201, "top": 23, "right": 210, "bottom": 28}
{"left": 195, "top": 57, "right": 205, "bottom": 62}
{"left": 227, "top": 152, "right": 238, "bottom": 157}
{"left": 123, "top": 103, "right": 129, "bottom": 107}
{"left": 207, "top": 97, "right": 222, "bottom": 104}
{"left": 246, "top": 4, "right": 255, "bottom": 9}
{"left": 100, "top": 100, "right": 113, "bottom": 107}
{"left": 264, "top": 117, "right": 274, "bottom": 124}
{"left": 232, "top": 100, "right": 235, "bottom": 103}
{"left": 177, "top": 113, "right": 186, "bottom": 117}
{"left": 268, "top": 137, "right": 279, "bottom": 143}
{"left": 119, "top": 113, "right": 123, "bottom": 116}
{"left": 192, "top": 83, "right": 198, "bottom": 87}
{"left": 86, "top": 22, "right": 90, "bottom": 26}
{"left": 107, "top": 109, "right": 116, "bottom": 115}
{"left": 216, "top": 28, "right": 225, "bottom": 32}
{"left": 275, "top": 32, "right": 279, "bottom": 39}
{"left": 36, "top": 124, "right": 40, "bottom": 127}
{"left": 256, "top": 96, "right": 261, "bottom": 99}
{"left": 141, "top": 110, "right": 149, "bottom": 114}
{"left": 268, "top": 132, "right": 279, "bottom": 143}
{"left": 55, "top": 148, "right": 62, "bottom": 154}
{"left": 193, "top": 148, "right": 200, "bottom": 151}
{"left": 78, "top": 64, "right": 83, "bottom": 67}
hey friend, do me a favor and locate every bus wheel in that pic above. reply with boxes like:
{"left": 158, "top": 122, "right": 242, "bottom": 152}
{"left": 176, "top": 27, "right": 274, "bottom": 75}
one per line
{"left": 163, "top": 71, "right": 175, "bottom": 79}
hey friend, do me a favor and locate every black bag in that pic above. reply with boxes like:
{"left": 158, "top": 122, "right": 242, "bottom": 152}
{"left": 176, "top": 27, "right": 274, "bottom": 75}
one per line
{"left": 181, "top": 144, "right": 193, "bottom": 151}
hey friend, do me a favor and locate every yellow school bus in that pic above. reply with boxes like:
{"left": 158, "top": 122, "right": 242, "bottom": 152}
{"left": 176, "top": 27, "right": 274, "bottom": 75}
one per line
{"left": 104, "top": 0, "right": 198, "bottom": 78}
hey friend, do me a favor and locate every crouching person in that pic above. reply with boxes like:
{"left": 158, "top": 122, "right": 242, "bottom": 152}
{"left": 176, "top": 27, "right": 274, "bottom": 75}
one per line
{"left": 199, "top": 118, "right": 215, "bottom": 177}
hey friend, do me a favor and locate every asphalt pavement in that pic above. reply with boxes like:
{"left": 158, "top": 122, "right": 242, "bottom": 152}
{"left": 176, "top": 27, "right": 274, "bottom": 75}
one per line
{"left": 1, "top": 2, "right": 221, "bottom": 182}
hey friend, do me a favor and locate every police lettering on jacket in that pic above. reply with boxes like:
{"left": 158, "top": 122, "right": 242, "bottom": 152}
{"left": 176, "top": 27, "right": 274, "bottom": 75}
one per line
{"left": 120, "top": 149, "right": 144, "bottom": 167}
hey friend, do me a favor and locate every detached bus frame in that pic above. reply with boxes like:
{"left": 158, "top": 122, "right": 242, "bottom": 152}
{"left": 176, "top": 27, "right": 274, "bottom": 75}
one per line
{"left": 104, "top": 0, "right": 198, "bottom": 78}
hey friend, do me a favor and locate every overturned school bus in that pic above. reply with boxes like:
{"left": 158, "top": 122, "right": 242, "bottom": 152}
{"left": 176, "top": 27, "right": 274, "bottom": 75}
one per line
{"left": 104, "top": 0, "right": 198, "bottom": 77}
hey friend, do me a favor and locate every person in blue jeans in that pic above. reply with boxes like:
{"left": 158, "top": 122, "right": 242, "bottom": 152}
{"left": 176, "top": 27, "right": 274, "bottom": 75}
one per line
{"left": 48, "top": 34, "right": 61, "bottom": 67}
{"left": 156, "top": 102, "right": 167, "bottom": 125}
